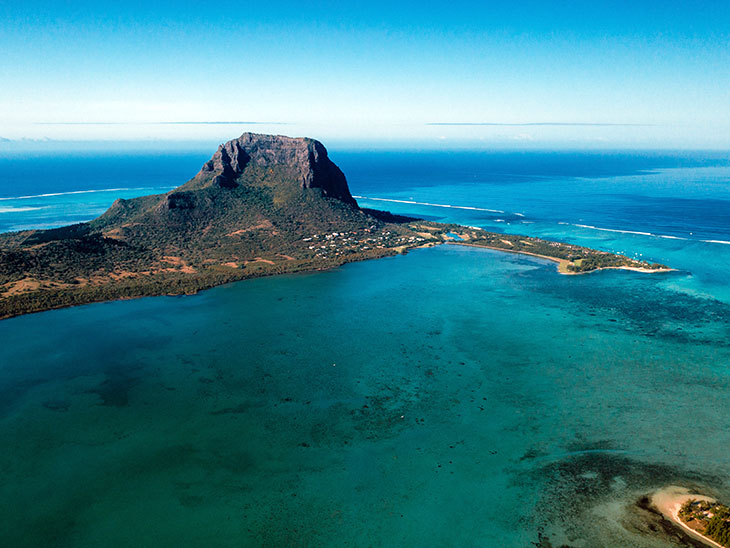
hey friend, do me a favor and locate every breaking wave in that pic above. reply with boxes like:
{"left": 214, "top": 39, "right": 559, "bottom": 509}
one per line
{"left": 352, "top": 195, "right": 504, "bottom": 213}
{"left": 0, "top": 206, "right": 45, "bottom": 213}
{"left": 0, "top": 187, "right": 171, "bottom": 201}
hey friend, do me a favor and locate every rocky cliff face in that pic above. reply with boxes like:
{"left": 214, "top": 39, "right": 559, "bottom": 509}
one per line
{"left": 92, "top": 132, "right": 364, "bottom": 236}
{"left": 185, "top": 133, "right": 357, "bottom": 206}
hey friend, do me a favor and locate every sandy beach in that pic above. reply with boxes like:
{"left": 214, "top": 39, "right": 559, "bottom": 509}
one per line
{"left": 447, "top": 241, "right": 575, "bottom": 272}
{"left": 651, "top": 486, "right": 724, "bottom": 548}
{"left": 449, "top": 241, "right": 672, "bottom": 275}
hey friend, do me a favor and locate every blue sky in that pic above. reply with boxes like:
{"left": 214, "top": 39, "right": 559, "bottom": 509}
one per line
{"left": 1, "top": 1, "right": 729, "bottom": 148}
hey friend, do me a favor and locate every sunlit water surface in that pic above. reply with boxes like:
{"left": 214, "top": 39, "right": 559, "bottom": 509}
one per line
{"left": 0, "top": 150, "right": 729, "bottom": 547}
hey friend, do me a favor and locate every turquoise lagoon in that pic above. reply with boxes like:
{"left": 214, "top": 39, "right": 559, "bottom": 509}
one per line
{"left": 1, "top": 150, "right": 730, "bottom": 547}
{"left": 2, "top": 246, "right": 729, "bottom": 547}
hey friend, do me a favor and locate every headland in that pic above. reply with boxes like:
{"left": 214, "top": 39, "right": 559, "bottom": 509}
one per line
{"left": 0, "top": 133, "right": 671, "bottom": 320}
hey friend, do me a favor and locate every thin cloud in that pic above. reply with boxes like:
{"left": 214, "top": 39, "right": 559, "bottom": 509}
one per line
{"left": 427, "top": 122, "right": 655, "bottom": 127}
{"left": 159, "top": 121, "right": 289, "bottom": 125}
{"left": 34, "top": 121, "right": 290, "bottom": 126}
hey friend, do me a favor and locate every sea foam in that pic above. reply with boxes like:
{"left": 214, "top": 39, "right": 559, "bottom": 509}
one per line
{"left": 0, "top": 187, "right": 172, "bottom": 201}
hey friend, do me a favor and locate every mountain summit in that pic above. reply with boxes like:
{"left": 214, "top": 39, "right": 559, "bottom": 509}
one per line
{"left": 94, "top": 133, "right": 363, "bottom": 240}
{"left": 187, "top": 133, "right": 357, "bottom": 206}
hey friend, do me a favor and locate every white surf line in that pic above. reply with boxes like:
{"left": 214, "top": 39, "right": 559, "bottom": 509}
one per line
{"left": 573, "top": 223, "right": 730, "bottom": 245}
{"left": 0, "top": 206, "right": 46, "bottom": 213}
{"left": 0, "top": 187, "right": 174, "bottom": 201}
{"left": 352, "top": 195, "right": 504, "bottom": 214}
{"left": 573, "top": 223, "right": 653, "bottom": 236}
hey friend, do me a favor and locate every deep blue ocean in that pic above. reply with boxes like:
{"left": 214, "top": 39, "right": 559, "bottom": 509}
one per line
{"left": 0, "top": 148, "right": 729, "bottom": 547}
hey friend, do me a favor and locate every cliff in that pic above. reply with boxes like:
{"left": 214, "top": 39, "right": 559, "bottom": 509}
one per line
{"left": 92, "top": 133, "right": 362, "bottom": 238}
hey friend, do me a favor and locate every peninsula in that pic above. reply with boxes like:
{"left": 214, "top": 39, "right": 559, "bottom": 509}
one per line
{"left": 651, "top": 486, "right": 730, "bottom": 548}
{"left": 0, "top": 133, "right": 671, "bottom": 319}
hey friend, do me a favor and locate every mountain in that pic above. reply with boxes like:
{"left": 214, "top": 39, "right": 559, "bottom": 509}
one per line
{"left": 0, "top": 133, "right": 428, "bottom": 318}
{"left": 94, "top": 132, "right": 361, "bottom": 238}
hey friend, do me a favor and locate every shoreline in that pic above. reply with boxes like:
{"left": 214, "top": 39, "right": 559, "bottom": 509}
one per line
{"left": 651, "top": 486, "right": 725, "bottom": 548}
{"left": 448, "top": 241, "right": 674, "bottom": 275}
{"left": 0, "top": 247, "right": 400, "bottom": 321}
{"left": 0, "top": 236, "right": 672, "bottom": 321}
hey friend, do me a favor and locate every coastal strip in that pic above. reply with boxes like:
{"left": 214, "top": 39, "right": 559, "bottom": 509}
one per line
{"left": 0, "top": 219, "right": 673, "bottom": 320}
{"left": 425, "top": 223, "right": 673, "bottom": 275}
{"left": 450, "top": 241, "right": 672, "bottom": 275}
